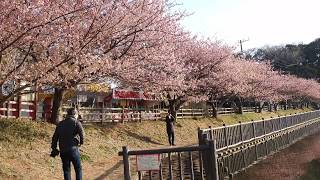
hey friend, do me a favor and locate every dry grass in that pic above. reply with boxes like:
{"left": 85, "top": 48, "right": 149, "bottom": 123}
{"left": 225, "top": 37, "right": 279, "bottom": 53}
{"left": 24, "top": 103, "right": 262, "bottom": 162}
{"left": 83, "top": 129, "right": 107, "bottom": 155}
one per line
{"left": 0, "top": 108, "right": 312, "bottom": 179}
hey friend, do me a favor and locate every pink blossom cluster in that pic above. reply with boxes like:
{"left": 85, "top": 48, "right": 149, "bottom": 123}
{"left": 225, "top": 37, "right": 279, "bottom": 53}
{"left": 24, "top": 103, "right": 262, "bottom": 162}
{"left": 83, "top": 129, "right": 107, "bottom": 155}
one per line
{"left": 0, "top": 0, "right": 319, "bottom": 106}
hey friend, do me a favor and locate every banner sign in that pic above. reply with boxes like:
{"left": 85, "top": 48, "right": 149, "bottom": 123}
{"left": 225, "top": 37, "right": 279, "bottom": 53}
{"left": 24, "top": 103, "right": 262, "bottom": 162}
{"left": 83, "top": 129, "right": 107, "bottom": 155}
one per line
{"left": 113, "top": 89, "right": 156, "bottom": 100}
{"left": 136, "top": 154, "right": 161, "bottom": 171}
{"left": 114, "top": 90, "right": 141, "bottom": 99}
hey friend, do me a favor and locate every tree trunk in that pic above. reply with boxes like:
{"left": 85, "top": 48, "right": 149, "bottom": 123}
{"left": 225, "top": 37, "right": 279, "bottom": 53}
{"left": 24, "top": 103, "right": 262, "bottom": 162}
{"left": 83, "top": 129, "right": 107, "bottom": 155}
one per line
{"left": 292, "top": 102, "right": 297, "bottom": 109}
{"left": 256, "top": 101, "right": 263, "bottom": 113}
{"left": 284, "top": 100, "right": 288, "bottom": 110}
{"left": 238, "top": 106, "right": 243, "bottom": 114}
{"left": 254, "top": 102, "right": 258, "bottom": 113}
{"left": 235, "top": 97, "right": 243, "bottom": 114}
{"left": 273, "top": 103, "right": 278, "bottom": 111}
{"left": 299, "top": 102, "right": 304, "bottom": 109}
{"left": 167, "top": 95, "right": 186, "bottom": 121}
{"left": 50, "top": 88, "right": 65, "bottom": 124}
{"left": 208, "top": 102, "right": 218, "bottom": 118}
{"left": 268, "top": 102, "right": 273, "bottom": 112}
{"left": 168, "top": 99, "right": 177, "bottom": 120}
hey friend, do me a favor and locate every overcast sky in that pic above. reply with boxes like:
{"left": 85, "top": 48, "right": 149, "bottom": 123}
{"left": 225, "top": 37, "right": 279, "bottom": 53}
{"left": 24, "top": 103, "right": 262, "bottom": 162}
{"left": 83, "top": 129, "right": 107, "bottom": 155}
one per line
{"left": 178, "top": 0, "right": 320, "bottom": 51}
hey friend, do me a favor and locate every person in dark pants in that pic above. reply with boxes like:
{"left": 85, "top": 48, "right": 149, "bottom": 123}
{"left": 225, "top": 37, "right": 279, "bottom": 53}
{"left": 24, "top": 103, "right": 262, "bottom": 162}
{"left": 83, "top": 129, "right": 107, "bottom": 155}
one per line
{"left": 51, "top": 108, "right": 85, "bottom": 180}
{"left": 165, "top": 112, "right": 175, "bottom": 146}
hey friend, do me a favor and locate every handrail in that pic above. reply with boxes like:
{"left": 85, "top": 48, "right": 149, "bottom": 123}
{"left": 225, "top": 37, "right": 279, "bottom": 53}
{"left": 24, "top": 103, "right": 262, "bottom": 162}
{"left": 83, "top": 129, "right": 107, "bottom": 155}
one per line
{"left": 118, "top": 145, "right": 209, "bottom": 156}
{"left": 201, "top": 110, "right": 318, "bottom": 132}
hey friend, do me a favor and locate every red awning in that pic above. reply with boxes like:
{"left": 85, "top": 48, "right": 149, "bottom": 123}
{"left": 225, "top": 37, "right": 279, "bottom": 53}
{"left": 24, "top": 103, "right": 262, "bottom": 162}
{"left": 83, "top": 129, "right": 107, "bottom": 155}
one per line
{"left": 112, "top": 89, "right": 156, "bottom": 100}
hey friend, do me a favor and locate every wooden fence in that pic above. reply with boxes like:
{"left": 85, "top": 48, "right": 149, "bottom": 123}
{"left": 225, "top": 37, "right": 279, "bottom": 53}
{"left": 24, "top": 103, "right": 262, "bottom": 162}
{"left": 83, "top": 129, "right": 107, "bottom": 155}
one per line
{"left": 68, "top": 106, "right": 259, "bottom": 123}
{"left": 71, "top": 107, "right": 162, "bottom": 123}
{"left": 119, "top": 140, "right": 218, "bottom": 180}
{"left": 119, "top": 110, "right": 320, "bottom": 180}
{"left": 199, "top": 110, "right": 320, "bottom": 179}
{"left": 0, "top": 101, "right": 37, "bottom": 119}
{"left": 0, "top": 101, "right": 288, "bottom": 123}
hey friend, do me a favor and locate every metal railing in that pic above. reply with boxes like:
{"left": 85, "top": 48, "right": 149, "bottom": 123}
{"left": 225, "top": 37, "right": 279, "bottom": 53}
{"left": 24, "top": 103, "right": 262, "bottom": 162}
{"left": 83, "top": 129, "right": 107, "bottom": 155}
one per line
{"left": 119, "top": 111, "right": 320, "bottom": 180}
{"left": 119, "top": 142, "right": 219, "bottom": 180}
{"left": 198, "top": 110, "right": 320, "bottom": 179}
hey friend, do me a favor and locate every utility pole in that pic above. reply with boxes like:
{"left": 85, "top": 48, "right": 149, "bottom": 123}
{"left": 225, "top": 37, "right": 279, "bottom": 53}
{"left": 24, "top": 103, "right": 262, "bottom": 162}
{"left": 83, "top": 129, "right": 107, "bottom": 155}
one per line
{"left": 239, "top": 38, "right": 249, "bottom": 53}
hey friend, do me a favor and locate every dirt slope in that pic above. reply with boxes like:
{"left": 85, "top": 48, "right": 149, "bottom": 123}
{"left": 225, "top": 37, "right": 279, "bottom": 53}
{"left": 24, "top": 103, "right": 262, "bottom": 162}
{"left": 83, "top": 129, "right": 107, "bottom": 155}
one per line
{"left": 0, "top": 109, "right": 310, "bottom": 180}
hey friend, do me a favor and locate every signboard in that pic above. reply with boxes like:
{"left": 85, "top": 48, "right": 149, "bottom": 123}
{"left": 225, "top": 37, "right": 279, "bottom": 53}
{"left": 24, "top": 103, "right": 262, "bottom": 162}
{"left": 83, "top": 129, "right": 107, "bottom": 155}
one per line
{"left": 1, "top": 80, "right": 15, "bottom": 96}
{"left": 136, "top": 154, "right": 161, "bottom": 171}
{"left": 114, "top": 89, "right": 141, "bottom": 100}
{"left": 113, "top": 89, "right": 157, "bottom": 100}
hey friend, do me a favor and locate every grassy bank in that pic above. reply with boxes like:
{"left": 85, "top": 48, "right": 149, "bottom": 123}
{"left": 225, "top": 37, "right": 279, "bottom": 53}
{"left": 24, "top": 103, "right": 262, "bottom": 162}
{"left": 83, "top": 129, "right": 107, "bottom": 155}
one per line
{"left": 0, "top": 108, "right": 312, "bottom": 179}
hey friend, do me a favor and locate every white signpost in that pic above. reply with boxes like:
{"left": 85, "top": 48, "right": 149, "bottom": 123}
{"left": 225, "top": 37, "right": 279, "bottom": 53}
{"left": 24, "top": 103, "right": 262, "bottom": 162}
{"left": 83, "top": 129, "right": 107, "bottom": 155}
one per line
{"left": 136, "top": 154, "right": 161, "bottom": 171}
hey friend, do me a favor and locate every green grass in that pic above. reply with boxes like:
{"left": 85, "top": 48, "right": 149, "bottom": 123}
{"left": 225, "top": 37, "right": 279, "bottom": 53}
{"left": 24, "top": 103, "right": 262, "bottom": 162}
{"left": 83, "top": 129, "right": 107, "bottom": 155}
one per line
{"left": 0, "top": 118, "right": 50, "bottom": 146}
{"left": 0, "top": 108, "right": 313, "bottom": 179}
{"left": 80, "top": 153, "right": 92, "bottom": 162}
{"left": 299, "top": 159, "right": 320, "bottom": 180}
{"left": 218, "top": 108, "right": 311, "bottom": 125}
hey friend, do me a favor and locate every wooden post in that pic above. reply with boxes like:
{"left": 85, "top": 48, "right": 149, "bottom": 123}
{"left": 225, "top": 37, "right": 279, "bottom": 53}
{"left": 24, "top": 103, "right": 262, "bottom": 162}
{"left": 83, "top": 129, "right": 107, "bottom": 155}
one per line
{"left": 6, "top": 100, "right": 10, "bottom": 118}
{"left": 189, "top": 152, "right": 194, "bottom": 180}
{"left": 199, "top": 149, "right": 204, "bottom": 180}
{"left": 121, "top": 107, "right": 125, "bottom": 123}
{"left": 285, "top": 115, "right": 290, "bottom": 145}
{"left": 198, "top": 128, "right": 204, "bottom": 145}
{"left": 192, "top": 107, "right": 194, "bottom": 117}
{"left": 33, "top": 92, "right": 38, "bottom": 120}
{"left": 239, "top": 121, "right": 243, "bottom": 143}
{"left": 252, "top": 120, "right": 259, "bottom": 160}
{"left": 148, "top": 171, "right": 152, "bottom": 180}
{"left": 201, "top": 108, "right": 204, "bottom": 117}
{"left": 122, "top": 146, "right": 131, "bottom": 180}
{"left": 17, "top": 93, "right": 21, "bottom": 118}
{"left": 270, "top": 117, "right": 274, "bottom": 131}
{"left": 223, "top": 124, "right": 228, "bottom": 148}
{"left": 262, "top": 118, "right": 268, "bottom": 155}
{"left": 270, "top": 117, "right": 277, "bottom": 151}
{"left": 202, "top": 135, "right": 219, "bottom": 180}
{"left": 209, "top": 140, "right": 219, "bottom": 180}
{"left": 178, "top": 153, "right": 183, "bottom": 180}
{"left": 209, "top": 126, "right": 214, "bottom": 140}
{"left": 239, "top": 121, "right": 246, "bottom": 167}
{"left": 168, "top": 152, "right": 173, "bottom": 180}
{"left": 101, "top": 103, "right": 105, "bottom": 124}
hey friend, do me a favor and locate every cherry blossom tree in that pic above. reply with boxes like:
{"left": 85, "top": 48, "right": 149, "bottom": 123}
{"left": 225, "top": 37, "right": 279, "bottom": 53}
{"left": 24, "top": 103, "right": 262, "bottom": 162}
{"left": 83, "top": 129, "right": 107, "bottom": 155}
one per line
{"left": 2, "top": 1, "right": 320, "bottom": 123}
{"left": 0, "top": 0, "right": 187, "bottom": 123}
{"left": 119, "top": 37, "right": 234, "bottom": 117}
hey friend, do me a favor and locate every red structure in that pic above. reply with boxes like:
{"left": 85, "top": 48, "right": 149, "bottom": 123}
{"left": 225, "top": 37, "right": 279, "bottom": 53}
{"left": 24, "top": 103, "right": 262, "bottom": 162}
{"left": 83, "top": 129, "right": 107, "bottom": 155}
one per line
{"left": 105, "top": 89, "right": 158, "bottom": 109}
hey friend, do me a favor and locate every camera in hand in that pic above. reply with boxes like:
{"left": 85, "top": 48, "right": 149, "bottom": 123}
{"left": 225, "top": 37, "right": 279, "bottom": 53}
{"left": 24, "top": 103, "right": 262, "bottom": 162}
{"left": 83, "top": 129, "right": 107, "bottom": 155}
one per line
{"left": 50, "top": 149, "right": 60, "bottom": 157}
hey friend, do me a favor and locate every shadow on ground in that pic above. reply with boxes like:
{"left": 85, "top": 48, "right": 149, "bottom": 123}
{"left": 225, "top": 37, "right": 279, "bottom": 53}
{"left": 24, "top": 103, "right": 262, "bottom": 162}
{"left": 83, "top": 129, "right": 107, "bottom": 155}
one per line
{"left": 123, "top": 130, "right": 164, "bottom": 145}
{"left": 94, "top": 160, "right": 123, "bottom": 180}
